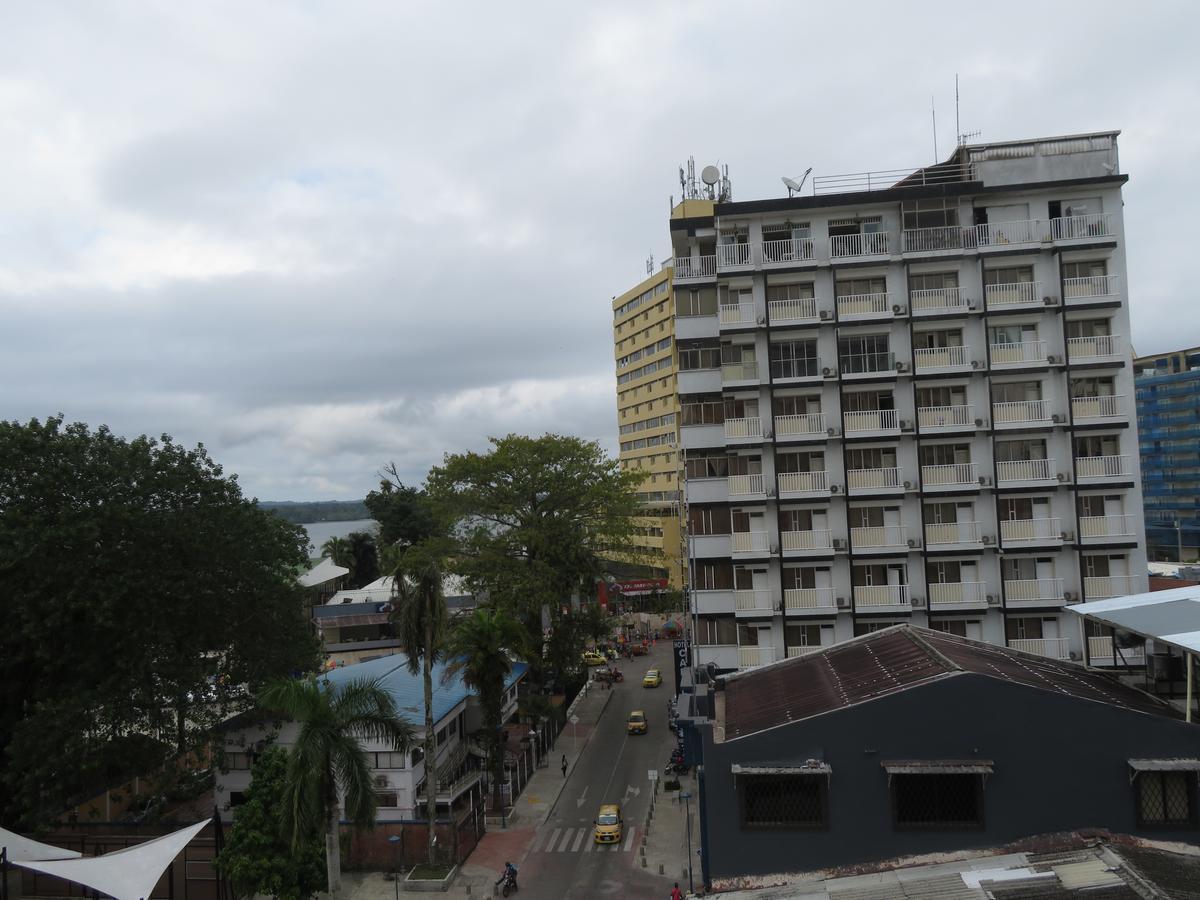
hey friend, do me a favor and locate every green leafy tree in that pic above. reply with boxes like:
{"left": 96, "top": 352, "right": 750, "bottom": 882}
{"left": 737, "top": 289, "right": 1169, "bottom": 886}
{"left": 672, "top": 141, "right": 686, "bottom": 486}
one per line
{"left": 320, "top": 536, "right": 351, "bottom": 568}
{"left": 442, "top": 608, "right": 526, "bottom": 811}
{"left": 364, "top": 464, "right": 442, "bottom": 551}
{"left": 216, "top": 746, "right": 324, "bottom": 900}
{"left": 0, "top": 416, "right": 317, "bottom": 827}
{"left": 258, "top": 675, "right": 415, "bottom": 895}
{"left": 346, "top": 530, "right": 380, "bottom": 588}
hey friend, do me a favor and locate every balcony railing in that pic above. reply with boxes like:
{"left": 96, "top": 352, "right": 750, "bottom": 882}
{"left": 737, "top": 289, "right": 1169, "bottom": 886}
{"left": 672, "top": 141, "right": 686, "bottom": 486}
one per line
{"left": 731, "top": 531, "right": 770, "bottom": 554}
{"left": 721, "top": 361, "right": 760, "bottom": 383}
{"left": 911, "top": 286, "right": 968, "bottom": 312}
{"left": 922, "top": 462, "right": 977, "bottom": 486}
{"left": 1052, "top": 212, "right": 1113, "bottom": 241}
{"left": 717, "top": 243, "right": 754, "bottom": 269}
{"left": 1005, "top": 578, "right": 1065, "bottom": 602}
{"left": 844, "top": 409, "right": 899, "bottom": 433}
{"left": 976, "top": 219, "right": 1043, "bottom": 247}
{"left": 1008, "top": 637, "right": 1069, "bottom": 660}
{"left": 738, "top": 646, "right": 776, "bottom": 669}
{"left": 985, "top": 281, "right": 1042, "bottom": 308}
{"left": 724, "top": 417, "right": 763, "bottom": 439}
{"left": 837, "top": 292, "right": 891, "bottom": 318}
{"left": 1076, "top": 455, "right": 1132, "bottom": 480}
{"left": 778, "top": 470, "right": 829, "bottom": 494}
{"left": 830, "top": 232, "right": 889, "bottom": 258}
{"left": 1064, "top": 274, "right": 1119, "bottom": 300}
{"left": 929, "top": 582, "right": 986, "bottom": 605}
{"left": 719, "top": 302, "right": 756, "bottom": 326}
{"left": 990, "top": 340, "right": 1046, "bottom": 367}
{"left": 992, "top": 399, "right": 1051, "bottom": 425}
{"left": 1072, "top": 394, "right": 1124, "bottom": 421}
{"left": 734, "top": 590, "right": 773, "bottom": 613}
{"left": 848, "top": 467, "right": 903, "bottom": 491}
{"left": 925, "top": 521, "right": 980, "bottom": 546}
{"left": 781, "top": 529, "right": 833, "bottom": 551}
{"left": 768, "top": 296, "right": 818, "bottom": 324}
{"left": 996, "top": 458, "right": 1055, "bottom": 483}
{"left": 853, "top": 584, "right": 909, "bottom": 608}
{"left": 1001, "top": 517, "right": 1063, "bottom": 544}
{"left": 786, "top": 645, "right": 826, "bottom": 658}
{"left": 903, "top": 225, "right": 971, "bottom": 253}
{"left": 1088, "top": 635, "right": 1145, "bottom": 664}
{"left": 914, "top": 345, "right": 969, "bottom": 371}
{"left": 918, "top": 405, "right": 974, "bottom": 430}
{"left": 775, "top": 412, "right": 825, "bottom": 437}
{"left": 851, "top": 524, "right": 906, "bottom": 548}
{"left": 784, "top": 587, "right": 836, "bottom": 611}
{"left": 1085, "top": 574, "right": 1137, "bottom": 599}
{"left": 1080, "top": 515, "right": 1136, "bottom": 540}
{"left": 1067, "top": 334, "right": 1122, "bottom": 361}
{"left": 762, "top": 237, "right": 815, "bottom": 264}
{"left": 728, "top": 473, "right": 765, "bottom": 496}
{"left": 673, "top": 255, "right": 716, "bottom": 280}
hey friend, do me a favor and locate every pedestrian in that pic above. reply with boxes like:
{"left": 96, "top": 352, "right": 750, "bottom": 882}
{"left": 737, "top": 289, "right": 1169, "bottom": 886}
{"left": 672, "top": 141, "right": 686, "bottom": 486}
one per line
{"left": 671, "top": 882, "right": 684, "bottom": 900}
{"left": 561, "top": 754, "right": 568, "bottom": 778}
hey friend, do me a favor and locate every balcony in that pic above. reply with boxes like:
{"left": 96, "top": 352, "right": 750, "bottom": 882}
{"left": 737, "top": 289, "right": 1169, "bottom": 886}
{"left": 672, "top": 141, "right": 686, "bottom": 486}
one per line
{"left": 929, "top": 582, "right": 987, "bottom": 607}
{"left": 914, "top": 344, "right": 972, "bottom": 373}
{"left": 922, "top": 462, "right": 978, "bottom": 489}
{"left": 778, "top": 470, "right": 830, "bottom": 497}
{"left": 853, "top": 584, "right": 910, "bottom": 610}
{"left": 851, "top": 524, "right": 907, "bottom": 550}
{"left": 837, "top": 292, "right": 892, "bottom": 320}
{"left": 691, "top": 534, "right": 733, "bottom": 558}
{"left": 841, "top": 351, "right": 896, "bottom": 379}
{"left": 684, "top": 477, "right": 727, "bottom": 505}
{"left": 1000, "top": 517, "right": 1063, "bottom": 546}
{"left": 1087, "top": 635, "right": 1145, "bottom": 666}
{"left": 721, "top": 361, "right": 760, "bottom": 385}
{"left": 918, "top": 405, "right": 975, "bottom": 432}
{"left": 992, "top": 399, "right": 1052, "bottom": 428}
{"left": 719, "top": 301, "right": 756, "bottom": 327}
{"left": 675, "top": 314, "right": 719, "bottom": 341}
{"left": 1084, "top": 574, "right": 1138, "bottom": 600}
{"left": 847, "top": 467, "right": 903, "bottom": 493}
{"left": 677, "top": 367, "right": 721, "bottom": 394}
{"left": 724, "top": 417, "right": 763, "bottom": 441}
{"left": 734, "top": 590, "right": 774, "bottom": 615}
{"left": 1080, "top": 515, "right": 1137, "bottom": 542}
{"left": 727, "top": 473, "right": 766, "bottom": 498}
{"left": 784, "top": 587, "right": 837, "bottom": 612}
{"left": 925, "top": 521, "right": 981, "bottom": 548}
{"left": 843, "top": 409, "right": 899, "bottom": 436}
{"left": 911, "top": 286, "right": 969, "bottom": 314}
{"left": 1005, "top": 578, "right": 1065, "bottom": 603}
{"left": 1067, "top": 334, "right": 1123, "bottom": 363}
{"left": 1063, "top": 275, "right": 1119, "bottom": 303}
{"left": 691, "top": 589, "right": 734, "bottom": 615}
{"left": 738, "top": 646, "right": 776, "bottom": 669}
{"left": 731, "top": 531, "right": 770, "bottom": 555}
{"left": 1052, "top": 213, "right": 1113, "bottom": 243}
{"left": 996, "top": 458, "right": 1057, "bottom": 485}
{"left": 985, "top": 281, "right": 1042, "bottom": 310}
{"left": 902, "top": 225, "right": 971, "bottom": 254}
{"left": 781, "top": 530, "right": 833, "bottom": 553}
{"left": 830, "top": 232, "right": 890, "bottom": 259}
{"left": 1076, "top": 455, "right": 1132, "bottom": 482}
{"left": 975, "top": 219, "right": 1044, "bottom": 248}
{"left": 717, "top": 243, "right": 754, "bottom": 270}
{"left": 990, "top": 340, "right": 1047, "bottom": 368}
{"left": 786, "top": 645, "right": 827, "bottom": 658}
{"left": 1071, "top": 394, "right": 1125, "bottom": 423}
{"left": 680, "top": 422, "right": 725, "bottom": 450}
{"left": 768, "top": 296, "right": 819, "bottom": 325}
{"left": 1007, "top": 637, "right": 1069, "bottom": 660}
{"left": 762, "top": 237, "right": 815, "bottom": 266}
{"left": 774, "top": 413, "right": 826, "bottom": 441}
{"left": 694, "top": 644, "right": 739, "bottom": 670}
{"left": 673, "top": 255, "right": 716, "bottom": 282}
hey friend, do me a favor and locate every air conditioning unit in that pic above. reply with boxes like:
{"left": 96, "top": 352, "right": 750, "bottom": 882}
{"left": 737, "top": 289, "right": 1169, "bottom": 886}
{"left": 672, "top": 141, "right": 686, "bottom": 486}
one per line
{"left": 836, "top": 596, "right": 850, "bottom": 609}
{"left": 971, "top": 360, "right": 982, "bottom": 369}
{"left": 830, "top": 484, "right": 840, "bottom": 494}
{"left": 819, "top": 310, "right": 833, "bottom": 321}
{"left": 1043, "top": 296, "right": 1055, "bottom": 305}
{"left": 1061, "top": 531, "right": 1075, "bottom": 542}
{"left": 770, "top": 545, "right": 780, "bottom": 555}
{"left": 1056, "top": 472, "right": 1069, "bottom": 482}
{"left": 822, "top": 366, "right": 833, "bottom": 376}
{"left": 766, "top": 487, "right": 776, "bottom": 498}
{"left": 757, "top": 315, "right": 767, "bottom": 326}
{"left": 911, "top": 596, "right": 926, "bottom": 608}
{"left": 1052, "top": 413, "right": 1065, "bottom": 423}
{"left": 978, "top": 475, "right": 992, "bottom": 486}
{"left": 827, "top": 427, "right": 839, "bottom": 436}
{"left": 907, "top": 538, "right": 922, "bottom": 549}
{"left": 1064, "top": 591, "right": 1078, "bottom": 602}
{"left": 374, "top": 775, "right": 389, "bottom": 789}
{"left": 832, "top": 538, "right": 848, "bottom": 551}
{"left": 968, "top": 301, "right": 979, "bottom": 310}
{"left": 974, "top": 418, "right": 987, "bottom": 427}
{"left": 903, "top": 480, "right": 913, "bottom": 489}
{"left": 982, "top": 534, "right": 995, "bottom": 545}
{"left": 1069, "top": 651, "right": 1081, "bottom": 661}
{"left": 892, "top": 304, "right": 907, "bottom": 315}
{"left": 1047, "top": 355, "right": 1062, "bottom": 365}
{"left": 987, "top": 594, "right": 1000, "bottom": 605}
{"left": 763, "top": 428, "right": 774, "bottom": 439}
{"left": 900, "top": 419, "right": 913, "bottom": 431}
{"left": 895, "top": 361, "right": 909, "bottom": 373}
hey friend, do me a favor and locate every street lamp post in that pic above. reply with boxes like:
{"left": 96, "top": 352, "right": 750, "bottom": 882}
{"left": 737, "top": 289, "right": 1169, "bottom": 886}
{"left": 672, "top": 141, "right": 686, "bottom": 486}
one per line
{"left": 679, "top": 791, "right": 694, "bottom": 894}
{"left": 387, "top": 834, "right": 402, "bottom": 900}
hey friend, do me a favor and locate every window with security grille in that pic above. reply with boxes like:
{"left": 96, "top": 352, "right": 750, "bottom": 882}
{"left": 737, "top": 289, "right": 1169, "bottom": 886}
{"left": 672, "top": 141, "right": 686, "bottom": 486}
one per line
{"left": 739, "top": 774, "right": 827, "bottom": 829}
{"left": 1137, "top": 772, "right": 1195, "bottom": 827}
{"left": 892, "top": 774, "right": 983, "bottom": 829}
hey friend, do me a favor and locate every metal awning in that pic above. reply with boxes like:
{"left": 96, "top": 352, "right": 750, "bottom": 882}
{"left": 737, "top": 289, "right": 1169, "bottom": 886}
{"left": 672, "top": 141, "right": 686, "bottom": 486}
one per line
{"left": 1128, "top": 758, "right": 1200, "bottom": 773}
{"left": 315, "top": 613, "right": 390, "bottom": 628}
{"left": 731, "top": 762, "right": 831, "bottom": 776}
{"left": 882, "top": 760, "right": 994, "bottom": 776}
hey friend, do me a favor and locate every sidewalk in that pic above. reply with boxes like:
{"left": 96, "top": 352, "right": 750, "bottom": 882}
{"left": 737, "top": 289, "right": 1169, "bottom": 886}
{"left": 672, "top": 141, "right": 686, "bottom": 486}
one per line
{"left": 640, "top": 768, "right": 701, "bottom": 894}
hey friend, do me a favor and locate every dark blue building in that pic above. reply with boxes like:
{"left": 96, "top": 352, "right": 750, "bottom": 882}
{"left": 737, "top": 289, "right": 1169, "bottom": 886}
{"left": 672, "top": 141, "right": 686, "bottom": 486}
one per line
{"left": 1136, "top": 347, "right": 1200, "bottom": 560}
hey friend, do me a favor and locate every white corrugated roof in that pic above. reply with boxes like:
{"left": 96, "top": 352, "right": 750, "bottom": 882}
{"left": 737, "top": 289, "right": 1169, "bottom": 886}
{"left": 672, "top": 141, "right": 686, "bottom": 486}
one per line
{"left": 1068, "top": 586, "right": 1200, "bottom": 655}
{"left": 299, "top": 557, "right": 349, "bottom": 587}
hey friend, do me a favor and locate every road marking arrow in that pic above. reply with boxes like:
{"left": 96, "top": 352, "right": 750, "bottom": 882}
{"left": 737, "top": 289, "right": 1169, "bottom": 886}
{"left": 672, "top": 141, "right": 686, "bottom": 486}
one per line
{"left": 575, "top": 784, "right": 590, "bottom": 808}
{"left": 622, "top": 784, "right": 641, "bottom": 801}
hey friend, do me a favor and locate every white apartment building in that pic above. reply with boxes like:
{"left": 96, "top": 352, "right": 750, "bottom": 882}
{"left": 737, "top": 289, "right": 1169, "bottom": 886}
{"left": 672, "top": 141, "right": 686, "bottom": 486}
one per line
{"left": 673, "top": 132, "right": 1146, "bottom": 671}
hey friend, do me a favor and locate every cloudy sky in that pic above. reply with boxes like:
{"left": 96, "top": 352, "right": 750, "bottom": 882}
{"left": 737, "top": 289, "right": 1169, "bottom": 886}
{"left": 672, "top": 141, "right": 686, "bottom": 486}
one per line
{"left": 2, "top": 2, "right": 1197, "bottom": 500}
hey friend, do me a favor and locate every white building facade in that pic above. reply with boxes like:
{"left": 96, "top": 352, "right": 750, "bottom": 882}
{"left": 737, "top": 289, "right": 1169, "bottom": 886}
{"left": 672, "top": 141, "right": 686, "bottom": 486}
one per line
{"left": 673, "top": 132, "right": 1146, "bottom": 670}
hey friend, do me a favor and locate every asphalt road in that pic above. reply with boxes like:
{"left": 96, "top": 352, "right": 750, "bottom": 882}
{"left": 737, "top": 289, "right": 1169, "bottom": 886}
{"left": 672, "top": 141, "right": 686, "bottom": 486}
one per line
{"left": 513, "top": 641, "right": 678, "bottom": 899}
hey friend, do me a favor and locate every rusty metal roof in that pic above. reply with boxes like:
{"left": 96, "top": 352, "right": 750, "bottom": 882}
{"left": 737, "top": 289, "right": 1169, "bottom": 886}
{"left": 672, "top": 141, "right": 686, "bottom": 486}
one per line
{"left": 720, "top": 626, "right": 1178, "bottom": 740}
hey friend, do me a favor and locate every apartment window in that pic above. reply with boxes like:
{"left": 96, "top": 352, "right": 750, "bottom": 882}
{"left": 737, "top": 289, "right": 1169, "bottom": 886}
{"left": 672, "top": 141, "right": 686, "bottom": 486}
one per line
{"left": 909, "top": 271, "right": 959, "bottom": 292}
{"left": 739, "top": 773, "right": 828, "bottom": 829}
{"left": 680, "top": 395, "right": 724, "bottom": 426}
{"left": 688, "top": 505, "right": 731, "bottom": 536}
{"left": 929, "top": 619, "right": 982, "bottom": 638}
{"left": 685, "top": 452, "right": 729, "bottom": 479}
{"left": 844, "top": 390, "right": 895, "bottom": 413}
{"left": 694, "top": 563, "right": 734, "bottom": 591}
{"left": 676, "top": 288, "right": 718, "bottom": 317}
{"left": 374, "top": 752, "right": 407, "bottom": 769}
{"left": 770, "top": 339, "right": 819, "bottom": 379}
{"left": 835, "top": 276, "right": 886, "bottom": 297}
{"left": 913, "top": 328, "right": 963, "bottom": 350}
{"left": 891, "top": 773, "right": 985, "bottom": 830}
{"left": 777, "top": 450, "right": 824, "bottom": 474}
{"left": 854, "top": 620, "right": 903, "bottom": 636}
{"left": 1062, "top": 259, "right": 1107, "bottom": 279}
{"left": 984, "top": 266, "right": 1034, "bottom": 286}
{"left": 920, "top": 443, "right": 969, "bottom": 466}
{"left": 222, "top": 752, "right": 252, "bottom": 770}
{"left": 696, "top": 615, "right": 737, "bottom": 644}
{"left": 375, "top": 791, "right": 399, "bottom": 808}
{"left": 1136, "top": 772, "right": 1196, "bottom": 827}
{"left": 839, "top": 335, "right": 891, "bottom": 374}
{"left": 1066, "top": 318, "right": 1111, "bottom": 338}
{"left": 766, "top": 281, "right": 815, "bottom": 302}
{"left": 773, "top": 394, "right": 820, "bottom": 417}
{"left": 678, "top": 344, "right": 721, "bottom": 371}
{"left": 785, "top": 622, "right": 824, "bottom": 645}
{"left": 903, "top": 198, "right": 960, "bottom": 230}
{"left": 993, "top": 381, "right": 1042, "bottom": 403}
{"left": 411, "top": 748, "right": 425, "bottom": 767}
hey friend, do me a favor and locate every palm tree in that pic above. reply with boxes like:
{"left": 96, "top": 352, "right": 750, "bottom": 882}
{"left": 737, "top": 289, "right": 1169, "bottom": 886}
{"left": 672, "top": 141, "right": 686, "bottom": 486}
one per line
{"left": 443, "top": 608, "right": 527, "bottom": 813}
{"left": 258, "top": 675, "right": 414, "bottom": 894}
{"left": 389, "top": 542, "right": 449, "bottom": 865}
{"left": 320, "top": 535, "right": 350, "bottom": 568}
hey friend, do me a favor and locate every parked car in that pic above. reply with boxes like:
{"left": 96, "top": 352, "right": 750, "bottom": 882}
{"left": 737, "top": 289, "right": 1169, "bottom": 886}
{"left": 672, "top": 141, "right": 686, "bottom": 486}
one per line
{"left": 582, "top": 650, "right": 608, "bottom": 666}
{"left": 642, "top": 669, "right": 662, "bottom": 688}
{"left": 594, "top": 803, "right": 623, "bottom": 844}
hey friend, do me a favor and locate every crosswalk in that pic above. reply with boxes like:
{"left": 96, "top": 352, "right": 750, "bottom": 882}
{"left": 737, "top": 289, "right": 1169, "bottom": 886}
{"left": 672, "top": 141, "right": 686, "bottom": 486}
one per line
{"left": 530, "top": 825, "right": 638, "bottom": 854}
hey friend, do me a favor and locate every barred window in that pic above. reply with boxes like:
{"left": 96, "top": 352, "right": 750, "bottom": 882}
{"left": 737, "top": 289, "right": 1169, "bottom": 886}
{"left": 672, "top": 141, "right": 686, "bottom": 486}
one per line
{"left": 892, "top": 774, "right": 983, "bottom": 829}
{"left": 375, "top": 791, "right": 399, "bottom": 808}
{"left": 1137, "top": 772, "right": 1195, "bottom": 827}
{"left": 739, "top": 774, "right": 827, "bottom": 829}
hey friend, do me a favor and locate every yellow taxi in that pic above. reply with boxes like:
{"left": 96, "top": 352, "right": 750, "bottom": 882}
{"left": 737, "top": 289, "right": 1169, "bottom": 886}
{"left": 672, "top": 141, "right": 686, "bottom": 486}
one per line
{"left": 582, "top": 650, "right": 608, "bottom": 666}
{"left": 594, "top": 803, "right": 623, "bottom": 844}
{"left": 642, "top": 668, "right": 662, "bottom": 688}
{"left": 627, "top": 710, "right": 648, "bottom": 735}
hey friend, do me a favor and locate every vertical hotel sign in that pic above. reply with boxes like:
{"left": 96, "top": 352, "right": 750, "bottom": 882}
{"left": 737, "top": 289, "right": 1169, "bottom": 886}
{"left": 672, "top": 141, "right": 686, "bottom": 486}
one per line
{"left": 672, "top": 639, "right": 689, "bottom": 694}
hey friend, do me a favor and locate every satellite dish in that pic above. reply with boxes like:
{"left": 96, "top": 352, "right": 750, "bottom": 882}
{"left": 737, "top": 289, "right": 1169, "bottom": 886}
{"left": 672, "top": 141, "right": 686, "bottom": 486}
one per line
{"left": 700, "top": 165, "right": 720, "bottom": 186}
{"left": 782, "top": 168, "right": 813, "bottom": 197}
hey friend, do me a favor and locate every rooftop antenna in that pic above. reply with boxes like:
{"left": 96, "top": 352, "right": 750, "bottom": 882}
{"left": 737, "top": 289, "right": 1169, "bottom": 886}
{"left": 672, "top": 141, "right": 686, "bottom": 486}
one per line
{"left": 932, "top": 95, "right": 938, "bottom": 161}
{"left": 701, "top": 164, "right": 720, "bottom": 201}
{"left": 955, "top": 74, "right": 961, "bottom": 146}
{"left": 781, "top": 167, "right": 812, "bottom": 198}
{"left": 646, "top": 252, "right": 654, "bottom": 275}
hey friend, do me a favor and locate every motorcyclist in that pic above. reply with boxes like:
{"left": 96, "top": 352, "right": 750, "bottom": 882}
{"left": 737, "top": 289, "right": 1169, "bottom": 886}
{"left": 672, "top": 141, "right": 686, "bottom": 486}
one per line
{"left": 496, "top": 861, "right": 518, "bottom": 889}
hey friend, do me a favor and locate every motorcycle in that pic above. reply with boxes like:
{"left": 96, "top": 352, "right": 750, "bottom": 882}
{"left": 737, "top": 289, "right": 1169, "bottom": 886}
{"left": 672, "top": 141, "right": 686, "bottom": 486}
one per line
{"left": 611, "top": 668, "right": 624, "bottom": 682}
{"left": 500, "top": 870, "right": 519, "bottom": 896}
{"left": 664, "top": 761, "right": 689, "bottom": 776}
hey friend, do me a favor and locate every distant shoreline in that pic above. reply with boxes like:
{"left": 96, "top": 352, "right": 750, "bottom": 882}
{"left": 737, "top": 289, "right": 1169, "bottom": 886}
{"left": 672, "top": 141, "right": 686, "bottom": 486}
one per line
{"left": 259, "top": 499, "right": 368, "bottom": 525}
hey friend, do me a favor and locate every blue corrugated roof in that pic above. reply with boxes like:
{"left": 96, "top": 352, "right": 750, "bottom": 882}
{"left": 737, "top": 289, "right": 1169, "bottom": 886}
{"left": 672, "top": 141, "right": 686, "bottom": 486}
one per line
{"left": 322, "top": 655, "right": 529, "bottom": 727}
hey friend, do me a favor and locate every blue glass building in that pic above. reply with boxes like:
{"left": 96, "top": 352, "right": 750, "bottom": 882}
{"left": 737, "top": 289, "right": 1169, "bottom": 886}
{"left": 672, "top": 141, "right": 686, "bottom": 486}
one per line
{"left": 1136, "top": 347, "right": 1200, "bottom": 560}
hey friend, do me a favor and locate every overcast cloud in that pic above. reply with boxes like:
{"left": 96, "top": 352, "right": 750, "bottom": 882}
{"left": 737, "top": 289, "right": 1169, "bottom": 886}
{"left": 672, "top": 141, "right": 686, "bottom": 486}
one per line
{"left": 2, "top": 1, "right": 1198, "bottom": 499}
